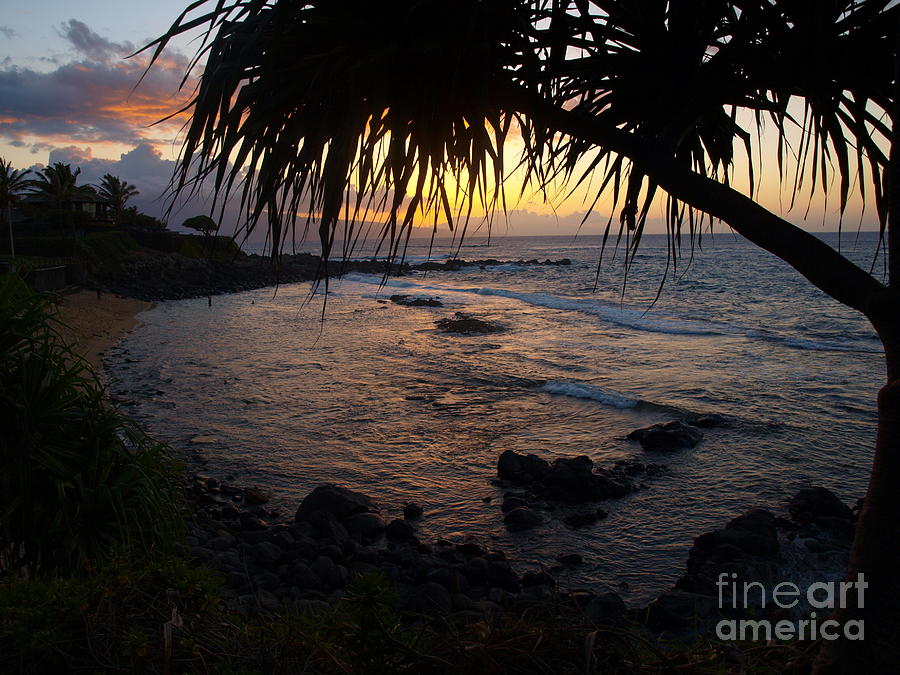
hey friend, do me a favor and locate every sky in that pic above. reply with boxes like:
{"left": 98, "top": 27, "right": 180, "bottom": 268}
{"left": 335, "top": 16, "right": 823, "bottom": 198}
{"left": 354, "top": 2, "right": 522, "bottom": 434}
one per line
{"left": 0, "top": 1, "right": 882, "bottom": 241}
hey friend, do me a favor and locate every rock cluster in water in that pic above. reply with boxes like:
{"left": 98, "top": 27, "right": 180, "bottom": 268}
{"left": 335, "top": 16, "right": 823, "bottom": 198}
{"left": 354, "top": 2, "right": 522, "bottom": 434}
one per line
{"left": 627, "top": 414, "right": 729, "bottom": 452}
{"left": 390, "top": 294, "right": 443, "bottom": 307}
{"left": 645, "top": 486, "right": 857, "bottom": 635}
{"left": 494, "top": 450, "right": 668, "bottom": 531}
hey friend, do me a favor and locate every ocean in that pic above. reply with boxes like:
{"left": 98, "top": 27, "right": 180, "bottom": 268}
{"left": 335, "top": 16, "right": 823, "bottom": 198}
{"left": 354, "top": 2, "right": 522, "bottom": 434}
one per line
{"left": 107, "top": 231, "right": 886, "bottom": 604}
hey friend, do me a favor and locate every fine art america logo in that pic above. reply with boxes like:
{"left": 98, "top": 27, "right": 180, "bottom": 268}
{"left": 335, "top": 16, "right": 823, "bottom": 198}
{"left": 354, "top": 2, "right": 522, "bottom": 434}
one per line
{"left": 715, "top": 572, "right": 867, "bottom": 641}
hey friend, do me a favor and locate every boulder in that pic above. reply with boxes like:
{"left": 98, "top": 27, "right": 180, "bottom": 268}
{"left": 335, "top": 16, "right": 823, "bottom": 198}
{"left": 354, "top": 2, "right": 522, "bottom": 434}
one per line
{"left": 243, "top": 486, "right": 271, "bottom": 505}
{"left": 435, "top": 312, "right": 504, "bottom": 334}
{"left": 497, "top": 450, "right": 550, "bottom": 483}
{"left": 295, "top": 484, "right": 376, "bottom": 521}
{"left": 645, "top": 591, "right": 716, "bottom": 630}
{"left": 788, "top": 487, "right": 853, "bottom": 525}
{"left": 386, "top": 518, "right": 416, "bottom": 541}
{"left": 504, "top": 507, "right": 543, "bottom": 532}
{"left": 501, "top": 495, "right": 529, "bottom": 513}
{"left": 402, "top": 502, "right": 424, "bottom": 519}
{"left": 628, "top": 420, "right": 704, "bottom": 451}
{"left": 343, "top": 512, "right": 387, "bottom": 540}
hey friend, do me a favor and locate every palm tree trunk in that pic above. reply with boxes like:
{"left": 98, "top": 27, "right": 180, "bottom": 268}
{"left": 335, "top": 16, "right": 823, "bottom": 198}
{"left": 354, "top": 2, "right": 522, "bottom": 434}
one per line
{"left": 813, "top": 342, "right": 900, "bottom": 672}
{"left": 6, "top": 203, "right": 13, "bottom": 259}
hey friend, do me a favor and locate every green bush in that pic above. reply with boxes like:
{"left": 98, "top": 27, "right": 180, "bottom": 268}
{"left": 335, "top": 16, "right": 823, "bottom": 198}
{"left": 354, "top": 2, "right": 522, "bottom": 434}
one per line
{"left": 76, "top": 230, "right": 140, "bottom": 267}
{"left": 0, "top": 274, "right": 181, "bottom": 577}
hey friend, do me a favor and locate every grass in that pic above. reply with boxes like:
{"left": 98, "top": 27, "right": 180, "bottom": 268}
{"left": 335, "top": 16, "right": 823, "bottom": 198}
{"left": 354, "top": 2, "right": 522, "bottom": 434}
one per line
{"left": 0, "top": 562, "right": 817, "bottom": 673}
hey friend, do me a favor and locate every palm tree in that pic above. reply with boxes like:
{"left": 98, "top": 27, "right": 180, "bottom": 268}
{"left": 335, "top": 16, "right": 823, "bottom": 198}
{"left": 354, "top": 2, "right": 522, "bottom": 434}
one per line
{"left": 0, "top": 158, "right": 31, "bottom": 259}
{"left": 95, "top": 174, "right": 139, "bottom": 225}
{"left": 29, "top": 162, "right": 96, "bottom": 210}
{"left": 147, "top": 2, "right": 896, "bottom": 670}
{"left": 28, "top": 162, "right": 98, "bottom": 241}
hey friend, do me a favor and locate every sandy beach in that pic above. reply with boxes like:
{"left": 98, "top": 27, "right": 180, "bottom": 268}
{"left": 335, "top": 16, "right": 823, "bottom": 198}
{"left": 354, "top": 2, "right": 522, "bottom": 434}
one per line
{"left": 54, "top": 290, "right": 153, "bottom": 371}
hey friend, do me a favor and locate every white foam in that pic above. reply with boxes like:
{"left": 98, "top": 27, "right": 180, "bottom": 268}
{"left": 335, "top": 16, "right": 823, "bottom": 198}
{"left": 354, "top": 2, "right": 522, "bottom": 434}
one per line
{"left": 541, "top": 380, "right": 638, "bottom": 408}
{"left": 339, "top": 274, "right": 881, "bottom": 353}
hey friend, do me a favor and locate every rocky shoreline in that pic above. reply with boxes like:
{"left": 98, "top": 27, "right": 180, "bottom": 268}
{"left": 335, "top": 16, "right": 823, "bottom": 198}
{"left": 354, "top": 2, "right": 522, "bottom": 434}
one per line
{"left": 96, "top": 251, "right": 572, "bottom": 302}
{"left": 180, "top": 460, "right": 857, "bottom": 640}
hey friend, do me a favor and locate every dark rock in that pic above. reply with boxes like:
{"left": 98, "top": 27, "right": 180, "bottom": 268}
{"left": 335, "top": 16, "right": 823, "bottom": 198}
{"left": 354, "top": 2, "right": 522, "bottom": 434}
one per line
{"left": 428, "top": 567, "right": 468, "bottom": 593}
{"left": 628, "top": 420, "right": 704, "bottom": 451}
{"left": 271, "top": 530, "right": 296, "bottom": 550}
{"left": 386, "top": 518, "right": 416, "bottom": 541}
{"left": 312, "top": 555, "right": 347, "bottom": 589}
{"left": 243, "top": 486, "right": 271, "bottom": 505}
{"left": 343, "top": 512, "right": 387, "bottom": 540}
{"left": 402, "top": 502, "right": 424, "bottom": 519}
{"left": 295, "top": 484, "right": 376, "bottom": 521}
{"left": 304, "top": 511, "right": 351, "bottom": 544}
{"left": 418, "top": 582, "right": 453, "bottom": 613}
{"left": 254, "top": 541, "right": 284, "bottom": 566}
{"left": 464, "top": 557, "right": 490, "bottom": 584}
{"left": 219, "top": 503, "right": 240, "bottom": 519}
{"left": 240, "top": 514, "right": 269, "bottom": 531}
{"left": 515, "top": 584, "right": 555, "bottom": 609}
{"left": 788, "top": 487, "right": 853, "bottom": 526}
{"left": 645, "top": 591, "right": 716, "bottom": 630}
{"left": 207, "top": 533, "right": 237, "bottom": 551}
{"left": 677, "top": 509, "right": 781, "bottom": 599}
{"left": 504, "top": 507, "right": 543, "bottom": 532}
{"left": 497, "top": 450, "right": 551, "bottom": 484}
{"left": 521, "top": 571, "right": 555, "bottom": 587}
{"left": 501, "top": 495, "right": 528, "bottom": 513}
{"left": 557, "top": 553, "right": 583, "bottom": 565}
{"left": 684, "top": 413, "right": 729, "bottom": 428}
{"left": 390, "top": 294, "right": 443, "bottom": 307}
{"left": 455, "top": 542, "right": 486, "bottom": 558}
{"left": 487, "top": 561, "right": 520, "bottom": 592}
{"left": 252, "top": 571, "right": 282, "bottom": 591}
{"left": 435, "top": 312, "right": 504, "bottom": 334}
{"left": 288, "top": 563, "right": 324, "bottom": 591}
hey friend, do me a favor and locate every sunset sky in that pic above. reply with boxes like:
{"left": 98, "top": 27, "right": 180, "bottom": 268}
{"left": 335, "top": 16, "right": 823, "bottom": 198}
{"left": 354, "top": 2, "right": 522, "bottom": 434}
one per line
{"left": 0, "top": 1, "right": 880, "bottom": 240}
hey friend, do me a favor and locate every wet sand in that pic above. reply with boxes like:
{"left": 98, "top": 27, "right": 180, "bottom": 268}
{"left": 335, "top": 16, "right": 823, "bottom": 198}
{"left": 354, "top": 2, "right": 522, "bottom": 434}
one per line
{"left": 54, "top": 291, "right": 154, "bottom": 372}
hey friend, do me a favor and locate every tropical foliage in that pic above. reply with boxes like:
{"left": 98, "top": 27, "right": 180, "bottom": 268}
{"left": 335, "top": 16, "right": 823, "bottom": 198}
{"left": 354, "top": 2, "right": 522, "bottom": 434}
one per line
{"left": 0, "top": 274, "right": 181, "bottom": 577}
{"left": 27, "top": 162, "right": 96, "bottom": 211}
{"left": 181, "top": 214, "right": 218, "bottom": 234}
{"left": 96, "top": 173, "right": 139, "bottom": 225}
{"left": 0, "top": 158, "right": 31, "bottom": 257}
{"left": 145, "top": 0, "right": 892, "bottom": 264}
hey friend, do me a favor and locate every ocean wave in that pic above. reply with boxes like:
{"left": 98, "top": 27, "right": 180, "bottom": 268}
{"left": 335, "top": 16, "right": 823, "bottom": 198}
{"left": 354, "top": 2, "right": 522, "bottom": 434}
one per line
{"left": 474, "top": 287, "right": 732, "bottom": 336}
{"left": 540, "top": 380, "right": 639, "bottom": 408}
{"left": 743, "top": 329, "right": 882, "bottom": 354}
{"left": 339, "top": 274, "right": 880, "bottom": 353}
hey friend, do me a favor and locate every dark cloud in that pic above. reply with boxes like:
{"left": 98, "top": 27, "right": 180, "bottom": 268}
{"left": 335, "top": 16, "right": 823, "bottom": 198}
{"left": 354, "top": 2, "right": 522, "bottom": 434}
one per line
{"left": 46, "top": 143, "right": 177, "bottom": 221}
{"left": 0, "top": 26, "right": 18, "bottom": 39}
{"left": 57, "top": 19, "right": 134, "bottom": 63}
{"left": 0, "top": 40, "right": 191, "bottom": 148}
